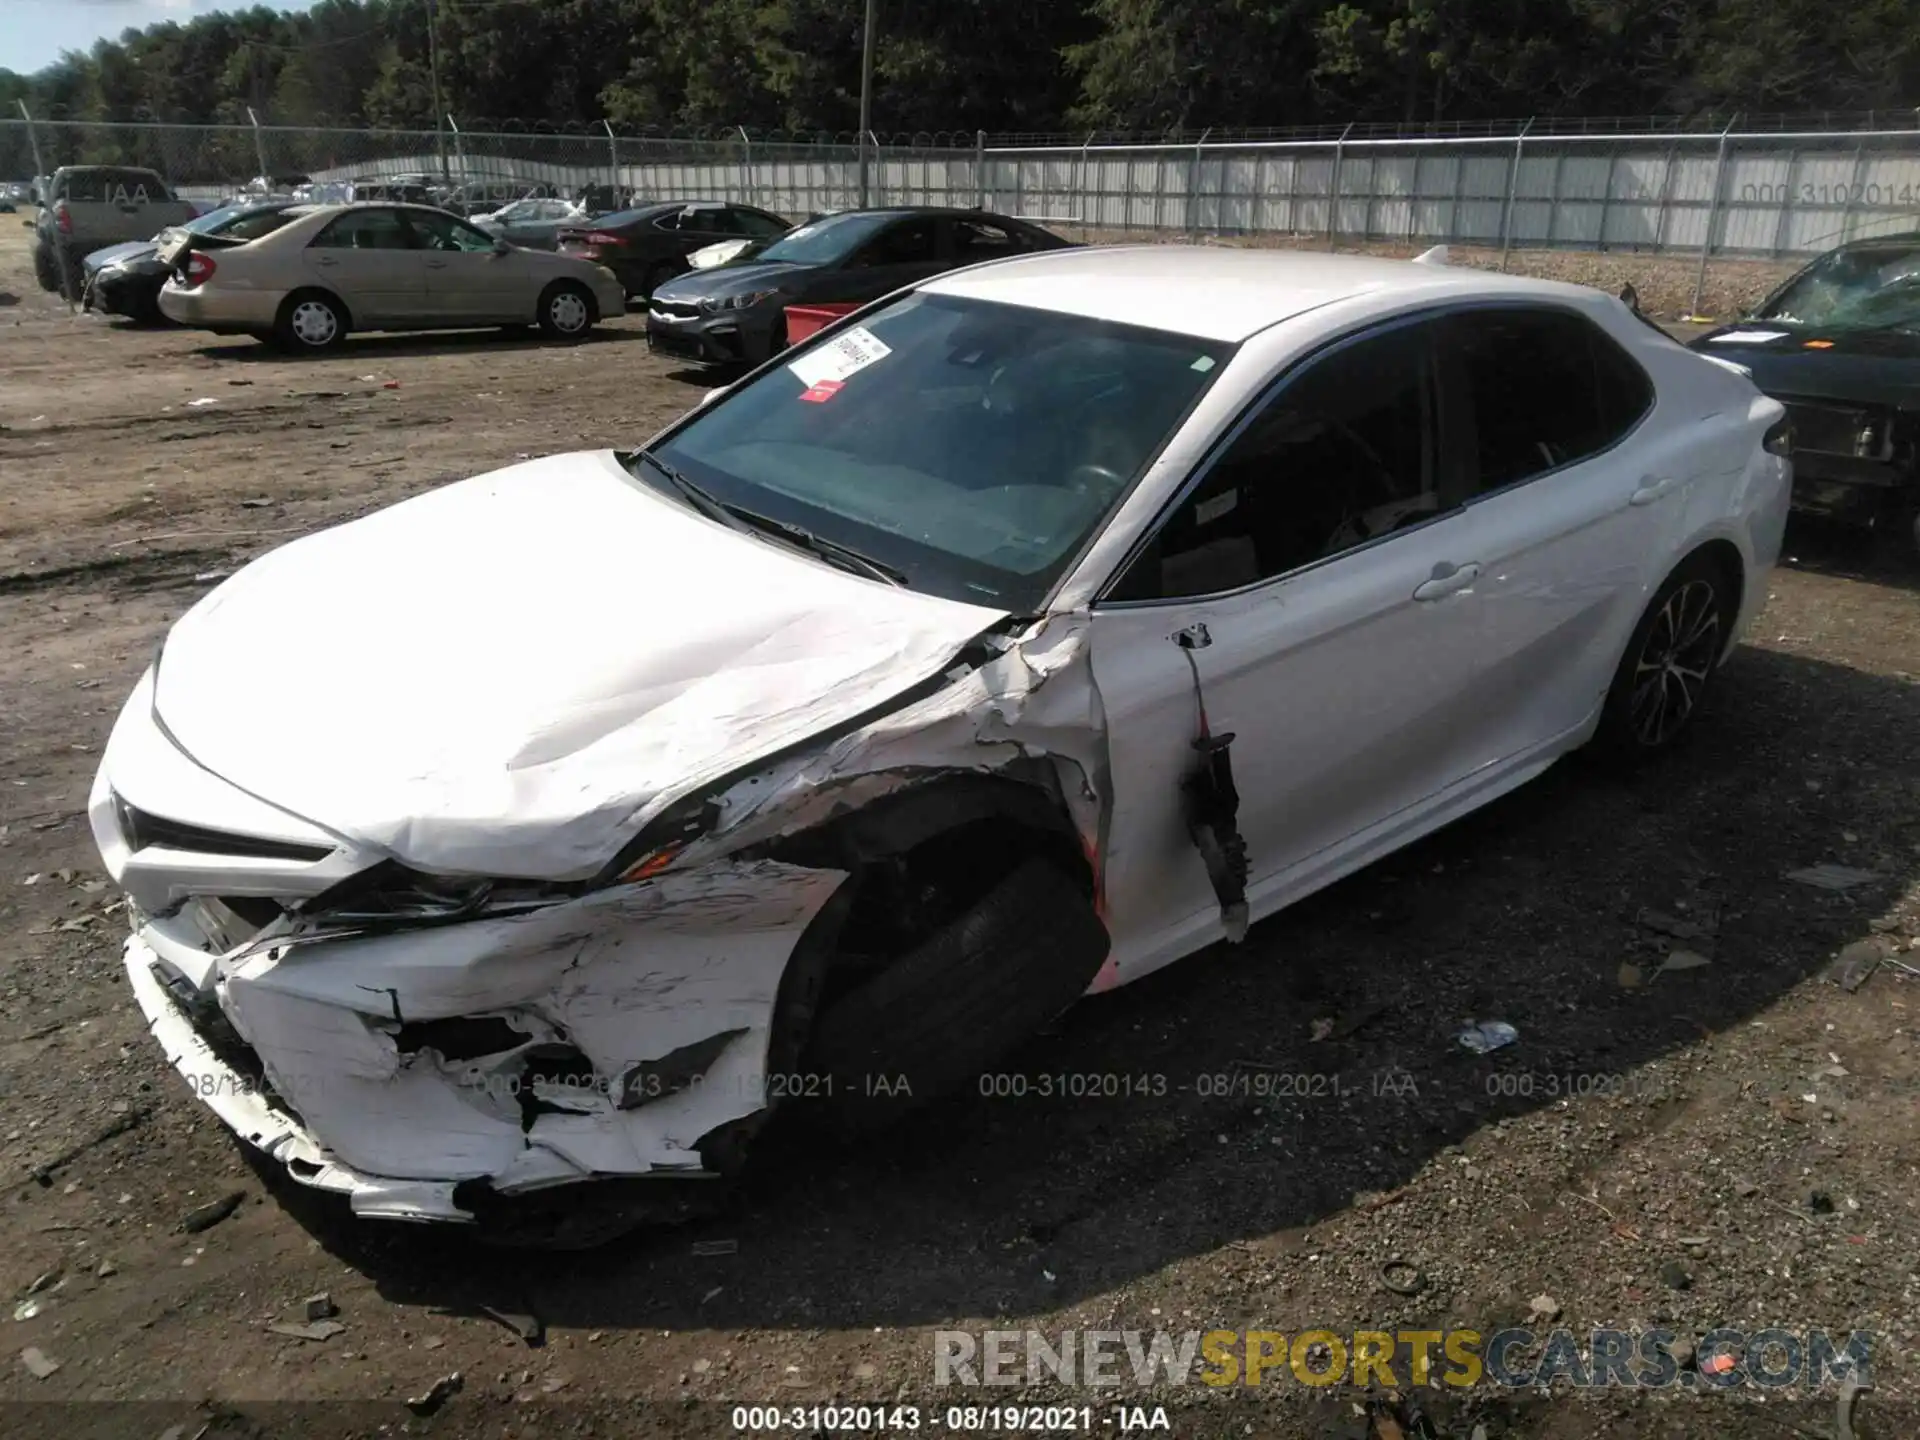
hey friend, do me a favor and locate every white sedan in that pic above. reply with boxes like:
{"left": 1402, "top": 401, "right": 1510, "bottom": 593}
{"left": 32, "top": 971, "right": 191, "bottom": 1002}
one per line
{"left": 92, "top": 246, "right": 1790, "bottom": 1243}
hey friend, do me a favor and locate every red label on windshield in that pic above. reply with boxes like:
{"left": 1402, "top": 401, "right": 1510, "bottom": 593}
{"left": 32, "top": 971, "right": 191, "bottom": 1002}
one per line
{"left": 798, "top": 379, "right": 843, "bottom": 403}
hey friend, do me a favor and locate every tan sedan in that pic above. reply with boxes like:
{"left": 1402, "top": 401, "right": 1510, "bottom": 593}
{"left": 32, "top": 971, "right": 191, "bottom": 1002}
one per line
{"left": 157, "top": 202, "right": 627, "bottom": 350}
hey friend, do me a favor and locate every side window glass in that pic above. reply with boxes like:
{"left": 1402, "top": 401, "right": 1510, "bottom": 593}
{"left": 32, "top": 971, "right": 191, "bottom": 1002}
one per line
{"left": 223, "top": 211, "right": 296, "bottom": 242}
{"left": 1445, "top": 308, "right": 1651, "bottom": 493}
{"left": 735, "top": 209, "right": 790, "bottom": 238}
{"left": 407, "top": 211, "right": 496, "bottom": 252}
{"left": 952, "top": 219, "right": 1020, "bottom": 262}
{"left": 311, "top": 209, "right": 414, "bottom": 250}
{"left": 854, "top": 219, "right": 939, "bottom": 267}
{"left": 1112, "top": 324, "right": 1439, "bottom": 602}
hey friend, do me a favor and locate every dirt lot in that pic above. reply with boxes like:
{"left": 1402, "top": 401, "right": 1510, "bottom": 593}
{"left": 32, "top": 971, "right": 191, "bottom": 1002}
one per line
{"left": 1, "top": 221, "right": 1917, "bottom": 1440}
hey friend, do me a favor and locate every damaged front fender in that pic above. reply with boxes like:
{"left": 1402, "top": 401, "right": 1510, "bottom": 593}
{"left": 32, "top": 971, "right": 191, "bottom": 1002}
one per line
{"left": 128, "top": 857, "right": 845, "bottom": 1222}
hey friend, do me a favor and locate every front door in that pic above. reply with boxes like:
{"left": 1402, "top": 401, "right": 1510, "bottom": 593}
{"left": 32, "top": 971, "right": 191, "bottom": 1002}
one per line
{"left": 302, "top": 207, "right": 427, "bottom": 324}
{"left": 405, "top": 209, "right": 529, "bottom": 324}
{"left": 1090, "top": 317, "right": 1497, "bottom": 983}
{"left": 821, "top": 215, "right": 950, "bottom": 304}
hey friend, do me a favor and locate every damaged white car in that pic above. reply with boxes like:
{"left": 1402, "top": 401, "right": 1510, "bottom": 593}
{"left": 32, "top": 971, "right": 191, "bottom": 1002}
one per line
{"left": 92, "top": 246, "right": 1792, "bottom": 1244}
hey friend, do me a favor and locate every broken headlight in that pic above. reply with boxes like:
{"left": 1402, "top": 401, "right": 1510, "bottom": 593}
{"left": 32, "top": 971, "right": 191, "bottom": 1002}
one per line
{"left": 300, "top": 861, "right": 555, "bottom": 928}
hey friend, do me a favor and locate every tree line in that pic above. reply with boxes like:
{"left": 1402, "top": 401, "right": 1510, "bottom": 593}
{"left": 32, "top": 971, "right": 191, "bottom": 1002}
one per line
{"left": 3, "top": 0, "right": 1918, "bottom": 137}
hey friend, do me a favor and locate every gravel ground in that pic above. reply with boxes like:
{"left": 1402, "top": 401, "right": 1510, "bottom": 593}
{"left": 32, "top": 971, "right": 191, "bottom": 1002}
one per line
{"left": 0, "top": 222, "right": 1915, "bottom": 1440}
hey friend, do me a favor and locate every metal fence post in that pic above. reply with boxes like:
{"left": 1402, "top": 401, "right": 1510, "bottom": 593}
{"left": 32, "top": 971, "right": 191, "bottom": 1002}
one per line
{"left": 1328, "top": 122, "right": 1352, "bottom": 242}
{"left": 1837, "top": 141, "right": 1868, "bottom": 246}
{"left": 1190, "top": 126, "right": 1211, "bottom": 234}
{"left": 245, "top": 106, "right": 270, "bottom": 184}
{"left": 1078, "top": 131, "right": 1095, "bottom": 233}
{"left": 1498, "top": 117, "right": 1534, "bottom": 271}
{"left": 1596, "top": 148, "right": 1617, "bottom": 247}
{"left": 17, "top": 100, "right": 48, "bottom": 193}
{"left": 1689, "top": 116, "right": 1737, "bottom": 318}
{"left": 974, "top": 129, "right": 986, "bottom": 208}
{"left": 1543, "top": 145, "right": 1565, "bottom": 246}
{"left": 737, "top": 125, "right": 753, "bottom": 205}
{"left": 447, "top": 114, "right": 464, "bottom": 181}
{"left": 603, "top": 119, "right": 619, "bottom": 195}
{"left": 1770, "top": 147, "right": 1800, "bottom": 257}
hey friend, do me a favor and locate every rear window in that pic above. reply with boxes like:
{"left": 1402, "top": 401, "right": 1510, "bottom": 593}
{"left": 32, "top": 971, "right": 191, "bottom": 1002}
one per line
{"left": 58, "top": 168, "right": 175, "bottom": 204}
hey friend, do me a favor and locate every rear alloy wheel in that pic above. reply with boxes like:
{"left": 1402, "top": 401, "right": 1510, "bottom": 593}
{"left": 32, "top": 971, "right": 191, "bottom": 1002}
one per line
{"left": 539, "top": 282, "right": 595, "bottom": 339}
{"left": 1595, "top": 553, "right": 1733, "bottom": 756}
{"left": 276, "top": 292, "right": 347, "bottom": 351}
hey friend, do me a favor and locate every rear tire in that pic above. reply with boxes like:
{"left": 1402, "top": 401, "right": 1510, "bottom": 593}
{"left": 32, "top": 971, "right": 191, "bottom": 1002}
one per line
{"left": 537, "top": 280, "right": 596, "bottom": 340}
{"left": 274, "top": 290, "right": 348, "bottom": 352}
{"left": 32, "top": 245, "right": 59, "bottom": 293}
{"left": 1593, "top": 551, "right": 1735, "bottom": 759}
{"left": 801, "top": 856, "right": 1111, "bottom": 1131}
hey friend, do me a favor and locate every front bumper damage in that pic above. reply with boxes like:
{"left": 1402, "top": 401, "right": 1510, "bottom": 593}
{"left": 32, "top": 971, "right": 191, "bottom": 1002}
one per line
{"left": 97, "top": 590, "right": 1114, "bottom": 1229}
{"left": 122, "top": 857, "right": 844, "bottom": 1224}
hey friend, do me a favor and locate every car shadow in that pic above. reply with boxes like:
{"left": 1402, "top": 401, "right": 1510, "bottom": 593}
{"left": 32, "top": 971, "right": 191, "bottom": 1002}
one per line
{"left": 260, "top": 644, "right": 1918, "bottom": 1335}
{"left": 1778, "top": 512, "right": 1920, "bottom": 596}
{"left": 662, "top": 364, "right": 739, "bottom": 388}
{"left": 192, "top": 323, "right": 651, "bottom": 363}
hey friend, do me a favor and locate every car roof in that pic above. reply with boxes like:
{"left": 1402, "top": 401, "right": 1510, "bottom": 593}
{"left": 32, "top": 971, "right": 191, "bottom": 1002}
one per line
{"left": 1831, "top": 231, "right": 1920, "bottom": 251}
{"left": 918, "top": 244, "right": 1605, "bottom": 343}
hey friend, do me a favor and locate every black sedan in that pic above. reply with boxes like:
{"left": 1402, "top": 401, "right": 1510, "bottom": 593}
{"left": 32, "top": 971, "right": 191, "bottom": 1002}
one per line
{"left": 645, "top": 207, "right": 1072, "bottom": 369}
{"left": 554, "top": 200, "right": 791, "bottom": 302}
{"left": 83, "top": 200, "right": 303, "bottom": 322}
{"left": 1690, "top": 233, "right": 1920, "bottom": 556}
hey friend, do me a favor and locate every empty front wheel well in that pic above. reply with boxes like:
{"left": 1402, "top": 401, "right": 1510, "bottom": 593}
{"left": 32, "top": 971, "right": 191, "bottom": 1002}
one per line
{"left": 763, "top": 772, "right": 1094, "bottom": 997}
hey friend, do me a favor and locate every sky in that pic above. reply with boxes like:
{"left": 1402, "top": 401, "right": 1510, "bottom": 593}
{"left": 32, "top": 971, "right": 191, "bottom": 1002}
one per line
{"left": 1, "top": 0, "right": 315, "bottom": 76}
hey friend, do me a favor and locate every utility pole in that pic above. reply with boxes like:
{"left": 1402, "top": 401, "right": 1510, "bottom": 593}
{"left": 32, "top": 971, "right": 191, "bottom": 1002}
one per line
{"left": 856, "top": 0, "right": 877, "bottom": 207}
{"left": 426, "top": 0, "right": 448, "bottom": 182}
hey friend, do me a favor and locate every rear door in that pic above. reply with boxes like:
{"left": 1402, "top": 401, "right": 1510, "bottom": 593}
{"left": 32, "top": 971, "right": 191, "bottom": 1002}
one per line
{"left": 1427, "top": 305, "right": 1676, "bottom": 767}
{"left": 303, "top": 208, "right": 428, "bottom": 324}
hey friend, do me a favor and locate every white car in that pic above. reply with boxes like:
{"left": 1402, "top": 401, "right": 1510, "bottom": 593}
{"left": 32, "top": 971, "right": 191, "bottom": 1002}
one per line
{"left": 92, "top": 246, "right": 1791, "bottom": 1243}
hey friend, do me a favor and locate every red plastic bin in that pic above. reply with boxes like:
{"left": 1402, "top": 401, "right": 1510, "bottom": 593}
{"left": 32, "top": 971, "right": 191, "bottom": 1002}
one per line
{"left": 784, "top": 302, "right": 860, "bottom": 346}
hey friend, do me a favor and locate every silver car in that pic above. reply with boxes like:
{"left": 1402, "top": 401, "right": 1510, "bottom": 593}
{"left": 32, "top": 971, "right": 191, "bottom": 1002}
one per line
{"left": 157, "top": 202, "right": 627, "bottom": 350}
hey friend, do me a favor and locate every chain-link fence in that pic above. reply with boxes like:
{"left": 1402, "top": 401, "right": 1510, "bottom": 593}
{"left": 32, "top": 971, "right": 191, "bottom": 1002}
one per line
{"left": 10, "top": 112, "right": 1920, "bottom": 306}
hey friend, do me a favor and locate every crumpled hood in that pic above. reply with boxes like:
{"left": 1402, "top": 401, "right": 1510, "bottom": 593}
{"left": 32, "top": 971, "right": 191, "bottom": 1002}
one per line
{"left": 1691, "top": 323, "right": 1920, "bottom": 409}
{"left": 153, "top": 450, "right": 1005, "bottom": 879}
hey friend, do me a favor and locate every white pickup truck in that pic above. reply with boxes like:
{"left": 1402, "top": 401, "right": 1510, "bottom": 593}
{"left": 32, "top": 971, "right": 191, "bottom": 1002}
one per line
{"left": 32, "top": 165, "right": 197, "bottom": 301}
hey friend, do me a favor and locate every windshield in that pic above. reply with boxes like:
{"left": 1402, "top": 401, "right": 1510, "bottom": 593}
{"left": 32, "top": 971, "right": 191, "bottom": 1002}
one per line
{"left": 752, "top": 212, "right": 895, "bottom": 266}
{"left": 1758, "top": 242, "right": 1920, "bottom": 330}
{"left": 642, "top": 292, "right": 1232, "bottom": 611}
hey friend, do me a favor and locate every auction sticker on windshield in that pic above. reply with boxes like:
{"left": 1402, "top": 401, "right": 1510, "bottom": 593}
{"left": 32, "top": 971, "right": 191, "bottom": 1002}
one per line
{"left": 788, "top": 326, "right": 891, "bottom": 391}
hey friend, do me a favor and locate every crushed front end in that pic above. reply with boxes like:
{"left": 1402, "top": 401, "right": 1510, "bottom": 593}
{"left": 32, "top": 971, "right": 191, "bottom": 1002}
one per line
{"left": 92, "top": 669, "right": 845, "bottom": 1230}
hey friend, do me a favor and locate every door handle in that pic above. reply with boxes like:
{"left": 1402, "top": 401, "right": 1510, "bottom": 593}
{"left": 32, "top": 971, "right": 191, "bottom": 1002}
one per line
{"left": 1412, "top": 561, "right": 1482, "bottom": 602}
{"left": 425, "top": 259, "right": 448, "bottom": 269}
{"left": 1630, "top": 476, "right": 1678, "bottom": 506}
{"left": 312, "top": 256, "right": 338, "bottom": 267}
